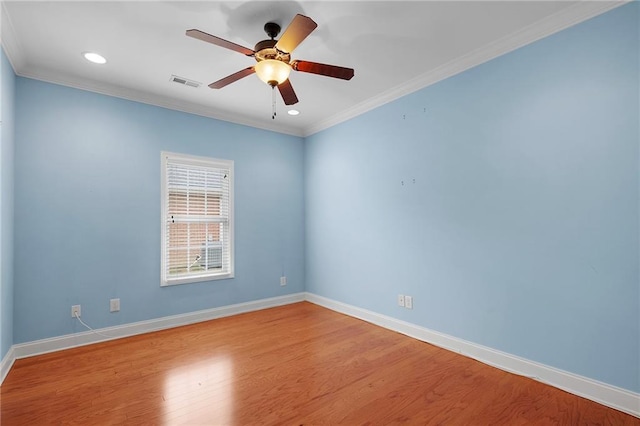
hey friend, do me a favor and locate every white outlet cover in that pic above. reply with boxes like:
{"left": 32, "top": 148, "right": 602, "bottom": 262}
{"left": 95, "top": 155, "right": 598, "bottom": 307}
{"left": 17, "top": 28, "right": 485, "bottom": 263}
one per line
{"left": 110, "top": 298, "right": 120, "bottom": 312}
{"left": 71, "top": 305, "right": 81, "bottom": 318}
{"left": 398, "top": 294, "right": 405, "bottom": 307}
{"left": 405, "top": 296, "right": 413, "bottom": 309}
{"left": 280, "top": 276, "right": 287, "bottom": 286}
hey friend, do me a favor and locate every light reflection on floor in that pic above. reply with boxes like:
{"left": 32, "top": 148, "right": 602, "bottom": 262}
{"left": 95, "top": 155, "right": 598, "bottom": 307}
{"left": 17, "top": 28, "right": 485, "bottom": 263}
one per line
{"left": 162, "top": 355, "right": 234, "bottom": 424}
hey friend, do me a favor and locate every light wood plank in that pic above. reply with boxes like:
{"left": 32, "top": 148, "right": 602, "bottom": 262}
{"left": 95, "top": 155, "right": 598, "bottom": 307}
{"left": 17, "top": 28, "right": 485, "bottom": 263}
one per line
{"left": 1, "top": 302, "right": 637, "bottom": 425}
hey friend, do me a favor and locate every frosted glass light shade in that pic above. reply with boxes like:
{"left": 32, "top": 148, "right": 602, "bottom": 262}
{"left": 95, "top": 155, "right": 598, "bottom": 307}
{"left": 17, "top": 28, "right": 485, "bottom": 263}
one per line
{"left": 254, "top": 60, "right": 291, "bottom": 86}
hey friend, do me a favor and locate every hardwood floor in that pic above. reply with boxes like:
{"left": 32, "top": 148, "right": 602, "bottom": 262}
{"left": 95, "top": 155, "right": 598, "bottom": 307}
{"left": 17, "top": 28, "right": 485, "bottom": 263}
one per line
{"left": 1, "top": 302, "right": 637, "bottom": 425}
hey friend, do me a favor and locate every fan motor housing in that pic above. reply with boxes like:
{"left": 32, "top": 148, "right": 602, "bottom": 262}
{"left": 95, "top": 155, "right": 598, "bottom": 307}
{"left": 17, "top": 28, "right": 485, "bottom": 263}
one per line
{"left": 254, "top": 39, "right": 290, "bottom": 63}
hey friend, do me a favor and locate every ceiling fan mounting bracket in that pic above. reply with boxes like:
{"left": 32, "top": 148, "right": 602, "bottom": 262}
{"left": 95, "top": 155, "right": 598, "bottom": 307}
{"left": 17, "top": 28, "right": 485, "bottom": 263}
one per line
{"left": 264, "top": 22, "right": 281, "bottom": 39}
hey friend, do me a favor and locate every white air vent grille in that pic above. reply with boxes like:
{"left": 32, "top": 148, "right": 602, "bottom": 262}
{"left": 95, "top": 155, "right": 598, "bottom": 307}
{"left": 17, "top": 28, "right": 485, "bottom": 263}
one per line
{"left": 170, "top": 75, "right": 201, "bottom": 88}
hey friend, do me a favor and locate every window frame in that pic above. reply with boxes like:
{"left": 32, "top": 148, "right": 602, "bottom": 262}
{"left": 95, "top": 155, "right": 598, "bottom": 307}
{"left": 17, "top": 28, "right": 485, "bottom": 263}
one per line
{"left": 160, "top": 151, "right": 234, "bottom": 286}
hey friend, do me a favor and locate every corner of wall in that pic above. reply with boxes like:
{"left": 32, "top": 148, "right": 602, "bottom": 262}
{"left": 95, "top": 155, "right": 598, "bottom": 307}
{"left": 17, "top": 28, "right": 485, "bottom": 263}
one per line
{"left": 0, "top": 45, "right": 16, "bottom": 361}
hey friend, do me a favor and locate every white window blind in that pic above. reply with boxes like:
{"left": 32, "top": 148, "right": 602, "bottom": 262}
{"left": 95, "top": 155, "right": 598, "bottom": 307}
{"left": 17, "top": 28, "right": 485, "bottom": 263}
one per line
{"left": 161, "top": 152, "right": 234, "bottom": 286}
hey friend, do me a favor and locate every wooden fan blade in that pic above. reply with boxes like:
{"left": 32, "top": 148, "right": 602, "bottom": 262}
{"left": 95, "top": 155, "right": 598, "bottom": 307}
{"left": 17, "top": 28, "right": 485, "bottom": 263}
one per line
{"left": 186, "top": 29, "right": 254, "bottom": 56}
{"left": 274, "top": 14, "right": 317, "bottom": 54}
{"left": 278, "top": 79, "right": 299, "bottom": 105}
{"left": 209, "top": 67, "right": 256, "bottom": 89}
{"left": 292, "top": 60, "right": 354, "bottom": 80}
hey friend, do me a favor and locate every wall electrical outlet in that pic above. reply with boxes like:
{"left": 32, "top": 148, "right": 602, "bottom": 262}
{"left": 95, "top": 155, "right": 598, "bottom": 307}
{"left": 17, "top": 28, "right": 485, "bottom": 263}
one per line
{"left": 71, "top": 305, "right": 81, "bottom": 318}
{"left": 398, "top": 294, "right": 405, "bottom": 307}
{"left": 405, "top": 295, "right": 413, "bottom": 309}
{"left": 280, "top": 276, "right": 287, "bottom": 286}
{"left": 110, "top": 298, "right": 120, "bottom": 312}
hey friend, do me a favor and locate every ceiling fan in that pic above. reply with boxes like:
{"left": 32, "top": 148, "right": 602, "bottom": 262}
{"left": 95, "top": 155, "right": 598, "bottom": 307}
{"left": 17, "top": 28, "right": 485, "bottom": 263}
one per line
{"left": 186, "top": 14, "right": 354, "bottom": 110}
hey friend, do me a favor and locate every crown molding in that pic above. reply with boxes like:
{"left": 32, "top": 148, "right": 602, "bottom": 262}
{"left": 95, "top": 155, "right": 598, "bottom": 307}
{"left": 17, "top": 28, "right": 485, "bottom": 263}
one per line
{"left": 1, "top": 1, "right": 26, "bottom": 72}
{"left": 18, "top": 68, "right": 305, "bottom": 137}
{"left": 303, "top": 0, "right": 628, "bottom": 137}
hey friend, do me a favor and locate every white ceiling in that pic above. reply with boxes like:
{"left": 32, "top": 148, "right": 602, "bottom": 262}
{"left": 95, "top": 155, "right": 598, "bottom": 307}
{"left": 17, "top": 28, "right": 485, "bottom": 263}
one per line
{"left": 1, "top": 1, "right": 624, "bottom": 136}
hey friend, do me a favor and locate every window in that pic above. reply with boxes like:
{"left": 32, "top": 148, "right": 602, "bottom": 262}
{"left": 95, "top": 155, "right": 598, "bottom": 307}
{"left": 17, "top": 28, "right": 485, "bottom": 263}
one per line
{"left": 161, "top": 152, "right": 234, "bottom": 286}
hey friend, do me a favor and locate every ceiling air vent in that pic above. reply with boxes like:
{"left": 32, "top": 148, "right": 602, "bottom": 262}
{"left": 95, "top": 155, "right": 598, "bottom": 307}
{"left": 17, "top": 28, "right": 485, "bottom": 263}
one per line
{"left": 170, "top": 75, "right": 201, "bottom": 88}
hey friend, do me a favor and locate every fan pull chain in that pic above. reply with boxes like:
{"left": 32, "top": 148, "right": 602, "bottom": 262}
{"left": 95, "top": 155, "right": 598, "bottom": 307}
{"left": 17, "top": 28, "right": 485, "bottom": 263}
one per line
{"left": 271, "top": 87, "right": 277, "bottom": 119}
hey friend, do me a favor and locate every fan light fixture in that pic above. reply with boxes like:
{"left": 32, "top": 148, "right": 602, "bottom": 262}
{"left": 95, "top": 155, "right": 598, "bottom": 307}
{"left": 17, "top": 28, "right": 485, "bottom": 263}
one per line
{"left": 254, "top": 60, "right": 291, "bottom": 87}
{"left": 186, "top": 13, "right": 355, "bottom": 118}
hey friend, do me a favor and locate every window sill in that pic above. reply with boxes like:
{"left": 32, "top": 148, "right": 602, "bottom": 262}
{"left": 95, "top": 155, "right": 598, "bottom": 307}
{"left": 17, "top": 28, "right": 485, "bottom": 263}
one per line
{"left": 161, "top": 272, "right": 234, "bottom": 287}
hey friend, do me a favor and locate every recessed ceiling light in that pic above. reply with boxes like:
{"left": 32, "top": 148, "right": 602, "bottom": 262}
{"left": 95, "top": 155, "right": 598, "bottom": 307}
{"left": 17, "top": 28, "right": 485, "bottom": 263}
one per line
{"left": 288, "top": 109, "right": 300, "bottom": 116}
{"left": 82, "top": 52, "right": 107, "bottom": 64}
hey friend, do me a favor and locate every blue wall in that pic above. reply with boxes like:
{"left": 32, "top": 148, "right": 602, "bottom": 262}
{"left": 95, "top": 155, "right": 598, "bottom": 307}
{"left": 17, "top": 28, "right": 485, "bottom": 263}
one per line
{"left": 1, "top": 49, "right": 16, "bottom": 360}
{"left": 305, "top": 4, "right": 639, "bottom": 392}
{"left": 14, "top": 79, "right": 305, "bottom": 343}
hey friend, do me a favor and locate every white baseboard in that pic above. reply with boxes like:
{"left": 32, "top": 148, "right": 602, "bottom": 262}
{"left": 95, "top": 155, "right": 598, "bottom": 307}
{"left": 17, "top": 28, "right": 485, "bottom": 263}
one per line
{"left": 0, "top": 346, "right": 16, "bottom": 384}
{"left": 8, "top": 293, "right": 305, "bottom": 369}
{"left": 304, "top": 292, "right": 640, "bottom": 418}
